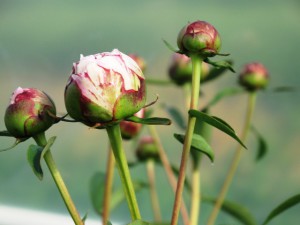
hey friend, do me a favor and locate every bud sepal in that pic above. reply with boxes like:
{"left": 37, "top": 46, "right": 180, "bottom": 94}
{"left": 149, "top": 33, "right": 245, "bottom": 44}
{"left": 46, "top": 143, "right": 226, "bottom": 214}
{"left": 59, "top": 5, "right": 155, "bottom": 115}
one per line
{"left": 204, "top": 58, "right": 235, "bottom": 73}
{"left": 125, "top": 115, "right": 171, "bottom": 126}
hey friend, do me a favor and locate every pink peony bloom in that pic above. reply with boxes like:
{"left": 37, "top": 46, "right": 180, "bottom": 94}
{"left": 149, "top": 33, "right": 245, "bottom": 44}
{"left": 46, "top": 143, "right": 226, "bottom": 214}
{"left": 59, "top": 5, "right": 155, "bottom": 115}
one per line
{"left": 65, "top": 49, "right": 146, "bottom": 126}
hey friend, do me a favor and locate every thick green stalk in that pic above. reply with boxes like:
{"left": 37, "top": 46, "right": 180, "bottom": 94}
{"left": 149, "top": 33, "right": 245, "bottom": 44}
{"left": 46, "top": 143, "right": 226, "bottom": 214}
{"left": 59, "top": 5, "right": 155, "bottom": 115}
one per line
{"left": 171, "top": 55, "right": 202, "bottom": 225}
{"left": 148, "top": 125, "right": 190, "bottom": 225}
{"left": 146, "top": 159, "right": 162, "bottom": 222}
{"left": 183, "top": 82, "right": 192, "bottom": 110}
{"left": 102, "top": 148, "right": 115, "bottom": 225}
{"left": 190, "top": 162, "right": 201, "bottom": 225}
{"left": 206, "top": 92, "right": 257, "bottom": 225}
{"left": 190, "top": 111, "right": 213, "bottom": 225}
{"left": 33, "top": 133, "right": 83, "bottom": 225}
{"left": 106, "top": 124, "right": 141, "bottom": 221}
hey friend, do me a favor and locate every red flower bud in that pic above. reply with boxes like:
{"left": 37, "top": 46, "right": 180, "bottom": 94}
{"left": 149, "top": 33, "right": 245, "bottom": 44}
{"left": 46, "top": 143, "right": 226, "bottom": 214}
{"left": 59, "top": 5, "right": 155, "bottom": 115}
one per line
{"left": 4, "top": 87, "right": 56, "bottom": 138}
{"left": 177, "top": 20, "right": 221, "bottom": 57}
{"left": 135, "top": 136, "right": 159, "bottom": 161}
{"left": 64, "top": 49, "right": 146, "bottom": 127}
{"left": 168, "top": 53, "right": 210, "bottom": 85}
{"left": 120, "top": 108, "right": 145, "bottom": 140}
{"left": 239, "top": 62, "right": 269, "bottom": 91}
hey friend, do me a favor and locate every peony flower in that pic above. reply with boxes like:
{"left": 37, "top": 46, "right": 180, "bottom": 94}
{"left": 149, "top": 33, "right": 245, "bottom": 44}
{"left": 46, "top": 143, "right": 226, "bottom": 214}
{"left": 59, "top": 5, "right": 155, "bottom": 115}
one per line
{"left": 4, "top": 87, "right": 56, "bottom": 138}
{"left": 135, "top": 136, "right": 159, "bottom": 162}
{"left": 168, "top": 53, "right": 210, "bottom": 85}
{"left": 177, "top": 20, "right": 221, "bottom": 57}
{"left": 239, "top": 62, "right": 269, "bottom": 91}
{"left": 120, "top": 108, "right": 145, "bottom": 140}
{"left": 64, "top": 49, "right": 146, "bottom": 127}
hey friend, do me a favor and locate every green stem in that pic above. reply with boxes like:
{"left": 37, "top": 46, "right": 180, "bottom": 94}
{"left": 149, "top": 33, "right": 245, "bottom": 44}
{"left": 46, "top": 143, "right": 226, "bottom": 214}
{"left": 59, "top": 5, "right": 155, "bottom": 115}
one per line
{"left": 183, "top": 82, "right": 192, "bottom": 110}
{"left": 146, "top": 78, "right": 174, "bottom": 86}
{"left": 106, "top": 124, "right": 141, "bottom": 221}
{"left": 146, "top": 159, "right": 162, "bottom": 222}
{"left": 190, "top": 162, "right": 201, "bottom": 225}
{"left": 33, "top": 133, "right": 83, "bottom": 225}
{"left": 206, "top": 92, "right": 257, "bottom": 225}
{"left": 171, "top": 55, "right": 202, "bottom": 225}
{"left": 102, "top": 147, "right": 115, "bottom": 225}
{"left": 148, "top": 125, "right": 190, "bottom": 225}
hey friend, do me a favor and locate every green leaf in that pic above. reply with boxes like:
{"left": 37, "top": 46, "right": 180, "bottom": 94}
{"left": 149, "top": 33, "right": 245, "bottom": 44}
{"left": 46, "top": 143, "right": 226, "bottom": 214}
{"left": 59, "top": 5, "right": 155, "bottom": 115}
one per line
{"left": 189, "top": 109, "right": 247, "bottom": 149}
{"left": 27, "top": 144, "right": 44, "bottom": 180}
{"left": 26, "top": 136, "right": 57, "bottom": 180}
{"left": 273, "top": 86, "right": 298, "bottom": 92}
{"left": 0, "top": 130, "right": 14, "bottom": 137}
{"left": 127, "top": 220, "right": 150, "bottom": 225}
{"left": 174, "top": 133, "right": 214, "bottom": 162}
{"left": 162, "top": 104, "right": 186, "bottom": 129}
{"left": 202, "top": 60, "right": 233, "bottom": 84}
{"left": 89, "top": 171, "right": 106, "bottom": 215}
{"left": 126, "top": 116, "right": 171, "bottom": 125}
{"left": 106, "top": 221, "right": 113, "bottom": 225}
{"left": 251, "top": 126, "right": 268, "bottom": 161}
{"left": 192, "top": 110, "right": 213, "bottom": 165}
{"left": 203, "top": 196, "right": 257, "bottom": 225}
{"left": 204, "top": 58, "right": 235, "bottom": 72}
{"left": 262, "top": 193, "right": 300, "bottom": 225}
{"left": 41, "top": 136, "right": 56, "bottom": 159}
{"left": 211, "top": 116, "right": 235, "bottom": 132}
{"left": 203, "top": 88, "right": 244, "bottom": 110}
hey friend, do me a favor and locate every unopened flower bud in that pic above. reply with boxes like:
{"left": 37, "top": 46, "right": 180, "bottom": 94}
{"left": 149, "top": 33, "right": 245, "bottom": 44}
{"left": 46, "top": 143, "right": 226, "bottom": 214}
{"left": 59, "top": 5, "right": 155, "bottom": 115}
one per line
{"left": 239, "top": 62, "right": 269, "bottom": 91}
{"left": 120, "top": 108, "right": 145, "bottom": 140}
{"left": 177, "top": 20, "right": 221, "bottom": 57}
{"left": 168, "top": 53, "right": 210, "bottom": 85}
{"left": 136, "top": 136, "right": 159, "bottom": 161}
{"left": 64, "top": 49, "right": 146, "bottom": 127}
{"left": 4, "top": 87, "right": 56, "bottom": 138}
{"left": 128, "top": 54, "right": 146, "bottom": 73}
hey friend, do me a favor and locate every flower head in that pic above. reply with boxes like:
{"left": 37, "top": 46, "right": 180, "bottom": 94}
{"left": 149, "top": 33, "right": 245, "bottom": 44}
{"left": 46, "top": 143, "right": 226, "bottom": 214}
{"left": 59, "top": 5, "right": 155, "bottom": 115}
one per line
{"left": 64, "top": 49, "right": 146, "bottom": 127}
{"left": 4, "top": 87, "right": 56, "bottom": 138}
{"left": 120, "top": 108, "right": 145, "bottom": 140}
{"left": 135, "top": 136, "right": 159, "bottom": 161}
{"left": 168, "top": 53, "right": 210, "bottom": 85}
{"left": 177, "top": 20, "right": 221, "bottom": 57}
{"left": 239, "top": 62, "right": 269, "bottom": 91}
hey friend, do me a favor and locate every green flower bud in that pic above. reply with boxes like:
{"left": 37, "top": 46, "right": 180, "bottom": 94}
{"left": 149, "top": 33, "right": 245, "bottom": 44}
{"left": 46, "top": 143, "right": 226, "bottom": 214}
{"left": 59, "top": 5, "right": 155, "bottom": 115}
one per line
{"left": 177, "top": 20, "right": 221, "bottom": 57}
{"left": 135, "top": 136, "right": 159, "bottom": 162}
{"left": 64, "top": 49, "right": 146, "bottom": 127}
{"left": 168, "top": 53, "right": 210, "bottom": 85}
{"left": 4, "top": 87, "right": 56, "bottom": 138}
{"left": 120, "top": 108, "right": 145, "bottom": 140}
{"left": 239, "top": 62, "right": 269, "bottom": 91}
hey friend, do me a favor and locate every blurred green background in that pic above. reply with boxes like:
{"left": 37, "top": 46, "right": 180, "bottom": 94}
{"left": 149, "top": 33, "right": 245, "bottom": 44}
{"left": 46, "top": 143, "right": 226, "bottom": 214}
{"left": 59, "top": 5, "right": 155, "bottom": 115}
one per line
{"left": 1, "top": 0, "right": 299, "bottom": 224}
